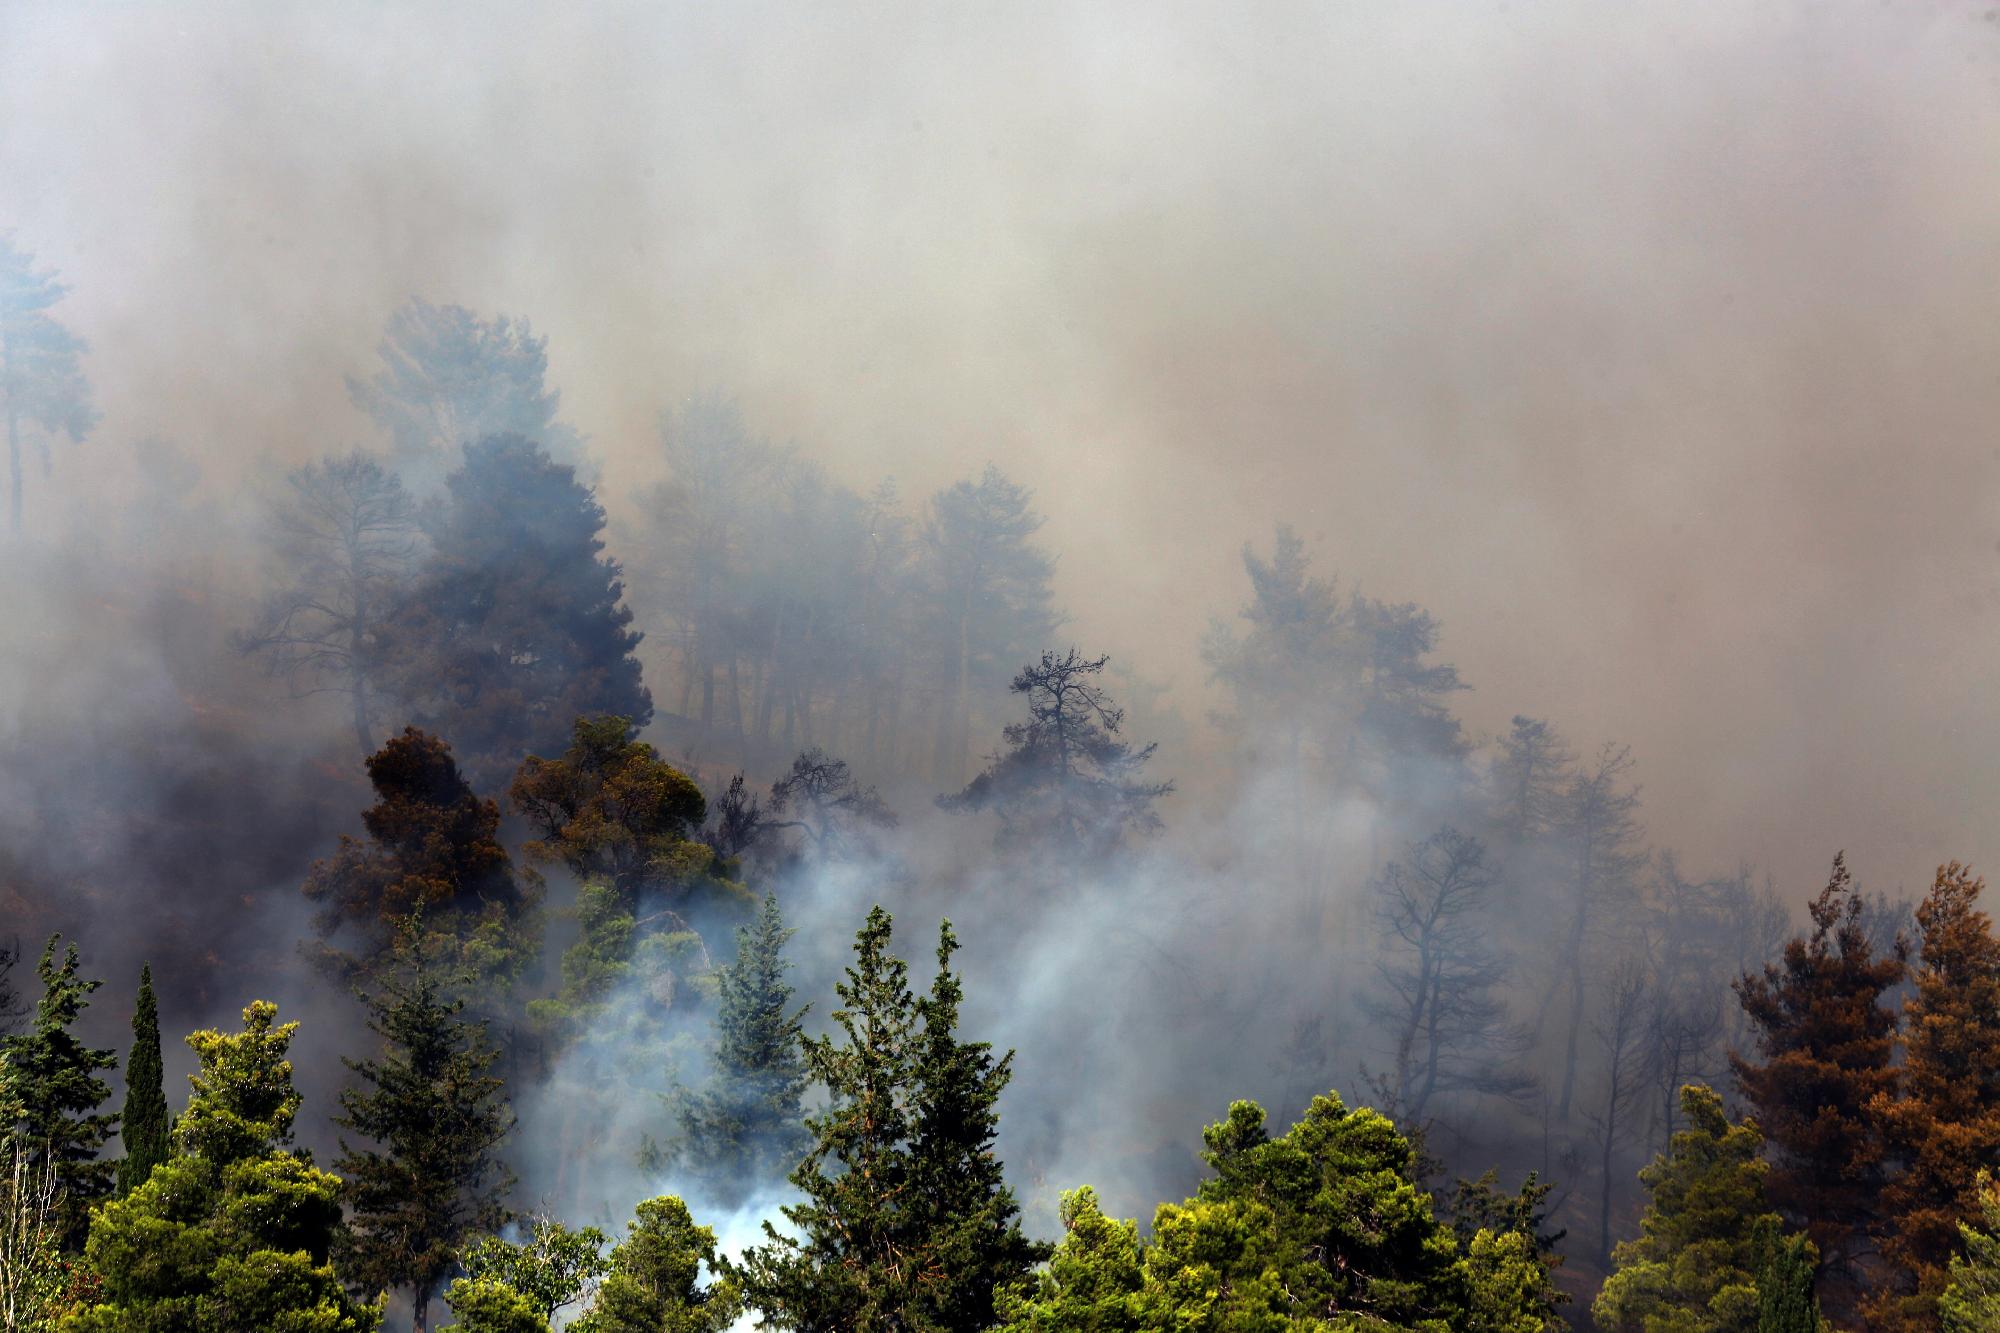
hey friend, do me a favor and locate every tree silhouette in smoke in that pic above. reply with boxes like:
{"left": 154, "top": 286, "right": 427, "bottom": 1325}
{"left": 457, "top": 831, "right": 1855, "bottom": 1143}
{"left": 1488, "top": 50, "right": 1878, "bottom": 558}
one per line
{"left": 0, "top": 237, "right": 95, "bottom": 529}
{"left": 941, "top": 648, "right": 1172, "bottom": 864}
{"left": 348, "top": 297, "right": 581, "bottom": 484}
{"left": 380, "top": 434, "right": 651, "bottom": 790}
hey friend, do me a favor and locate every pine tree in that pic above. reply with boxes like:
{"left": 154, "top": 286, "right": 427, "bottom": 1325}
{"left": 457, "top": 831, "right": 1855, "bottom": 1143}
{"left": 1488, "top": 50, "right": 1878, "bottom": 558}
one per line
{"left": 1008, "top": 1093, "right": 1553, "bottom": 1332}
{"left": 1593, "top": 1083, "right": 1814, "bottom": 1332}
{"left": 908, "top": 921, "right": 1045, "bottom": 1328}
{"left": 676, "top": 893, "right": 809, "bottom": 1204}
{"left": 67, "top": 1002, "right": 380, "bottom": 1332}
{"left": 918, "top": 465, "right": 1060, "bottom": 785}
{"left": 574, "top": 1196, "right": 739, "bottom": 1333}
{"left": 0, "top": 936, "right": 115, "bottom": 1250}
{"left": 115, "top": 964, "right": 169, "bottom": 1196}
{"left": 303, "top": 727, "right": 537, "bottom": 991}
{"left": 439, "top": 1277, "right": 549, "bottom": 1333}
{"left": 940, "top": 649, "right": 1173, "bottom": 864}
{"left": 380, "top": 433, "right": 650, "bottom": 788}
{"left": 348, "top": 296, "right": 582, "bottom": 484}
{"left": 334, "top": 933, "right": 515, "bottom": 1333}
{"left": 999, "top": 1187, "right": 1145, "bottom": 1332}
{"left": 1864, "top": 861, "right": 2000, "bottom": 1330}
{"left": 1940, "top": 1172, "right": 2000, "bottom": 1333}
{"left": 1731, "top": 854, "right": 1904, "bottom": 1321}
{"left": 734, "top": 907, "right": 918, "bottom": 1327}
{"left": 509, "top": 714, "right": 746, "bottom": 918}
{"left": 733, "top": 907, "right": 1045, "bottom": 1329}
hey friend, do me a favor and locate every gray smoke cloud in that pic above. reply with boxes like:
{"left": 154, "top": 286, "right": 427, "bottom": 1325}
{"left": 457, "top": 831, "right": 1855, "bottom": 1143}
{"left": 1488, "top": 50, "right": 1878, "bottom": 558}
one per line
{"left": 7, "top": 2, "right": 1994, "bottom": 899}
{"left": 3, "top": 0, "right": 1998, "bottom": 1304}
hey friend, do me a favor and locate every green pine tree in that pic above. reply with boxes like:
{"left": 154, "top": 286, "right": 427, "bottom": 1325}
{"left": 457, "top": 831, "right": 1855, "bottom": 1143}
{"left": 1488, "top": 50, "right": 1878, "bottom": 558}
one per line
{"left": 334, "top": 931, "right": 515, "bottom": 1333}
{"left": 439, "top": 1277, "right": 550, "bottom": 1333}
{"left": 574, "top": 1196, "right": 739, "bottom": 1333}
{"left": 1594, "top": 1083, "right": 1817, "bottom": 1332}
{"left": 0, "top": 935, "right": 115, "bottom": 1250}
{"left": 115, "top": 964, "right": 169, "bottom": 1196}
{"left": 1007, "top": 1091, "right": 1551, "bottom": 1331}
{"left": 675, "top": 893, "right": 809, "bottom": 1202}
{"left": 66, "top": 1001, "right": 380, "bottom": 1332}
{"left": 733, "top": 906, "right": 1046, "bottom": 1329}
{"left": 908, "top": 919, "right": 1045, "bottom": 1328}
{"left": 999, "top": 1187, "right": 1145, "bottom": 1332}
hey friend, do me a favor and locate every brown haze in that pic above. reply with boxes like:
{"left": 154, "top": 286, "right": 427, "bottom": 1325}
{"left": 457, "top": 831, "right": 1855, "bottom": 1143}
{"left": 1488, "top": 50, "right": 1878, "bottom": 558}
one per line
{"left": 4, "top": 0, "right": 1999, "bottom": 900}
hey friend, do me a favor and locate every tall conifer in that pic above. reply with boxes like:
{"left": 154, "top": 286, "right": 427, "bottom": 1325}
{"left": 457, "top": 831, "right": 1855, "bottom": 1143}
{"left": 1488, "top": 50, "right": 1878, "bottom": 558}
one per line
{"left": 116, "top": 963, "right": 169, "bottom": 1195}
{"left": 676, "top": 893, "right": 808, "bottom": 1202}
{"left": 1732, "top": 854, "right": 1904, "bottom": 1321}
{"left": 334, "top": 934, "right": 514, "bottom": 1333}
{"left": 1865, "top": 861, "right": 2000, "bottom": 1329}
{"left": 734, "top": 907, "right": 1044, "bottom": 1329}
{"left": 0, "top": 935, "right": 116, "bottom": 1249}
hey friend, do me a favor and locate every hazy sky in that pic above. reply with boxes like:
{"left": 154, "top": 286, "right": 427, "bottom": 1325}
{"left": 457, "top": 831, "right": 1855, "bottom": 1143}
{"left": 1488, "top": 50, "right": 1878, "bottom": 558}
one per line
{"left": 5, "top": 1, "right": 1999, "bottom": 898}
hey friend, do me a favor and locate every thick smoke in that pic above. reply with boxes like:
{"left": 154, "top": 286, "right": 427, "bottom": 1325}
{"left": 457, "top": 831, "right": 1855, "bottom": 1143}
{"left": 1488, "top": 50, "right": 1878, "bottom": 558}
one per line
{"left": 1, "top": 0, "right": 1994, "bottom": 1317}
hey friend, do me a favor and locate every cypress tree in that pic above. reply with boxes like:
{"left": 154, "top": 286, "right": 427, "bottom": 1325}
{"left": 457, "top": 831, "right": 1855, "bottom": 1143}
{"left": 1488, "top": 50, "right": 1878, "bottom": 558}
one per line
{"left": 67, "top": 1002, "right": 379, "bottom": 1332}
{"left": 1759, "top": 1233, "right": 1823, "bottom": 1333}
{"left": 676, "top": 893, "right": 809, "bottom": 1202}
{"left": 0, "top": 935, "right": 116, "bottom": 1249}
{"left": 334, "top": 932, "right": 514, "bottom": 1333}
{"left": 116, "top": 963, "right": 169, "bottom": 1195}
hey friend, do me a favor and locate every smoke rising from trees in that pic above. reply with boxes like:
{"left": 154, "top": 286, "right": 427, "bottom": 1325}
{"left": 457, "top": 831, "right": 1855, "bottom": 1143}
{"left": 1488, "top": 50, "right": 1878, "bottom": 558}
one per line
{"left": 0, "top": 2, "right": 1997, "bottom": 1326}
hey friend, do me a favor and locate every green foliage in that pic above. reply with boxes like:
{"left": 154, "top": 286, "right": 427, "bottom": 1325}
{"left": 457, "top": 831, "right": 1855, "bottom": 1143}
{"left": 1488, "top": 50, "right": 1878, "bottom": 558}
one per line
{"left": 1447, "top": 1171, "right": 1568, "bottom": 1327}
{"left": 303, "top": 727, "right": 538, "bottom": 993}
{"left": 438, "top": 1277, "right": 548, "bottom": 1333}
{"left": 333, "top": 934, "right": 513, "bottom": 1330}
{"left": 0, "top": 937, "right": 115, "bottom": 1250}
{"left": 65, "top": 1002, "right": 380, "bottom": 1333}
{"left": 1593, "top": 1084, "right": 1813, "bottom": 1333}
{"left": 1756, "top": 1233, "right": 1822, "bottom": 1333}
{"left": 508, "top": 714, "right": 735, "bottom": 914}
{"left": 1941, "top": 1172, "right": 2000, "bottom": 1333}
{"left": 460, "top": 1216, "right": 608, "bottom": 1322}
{"left": 734, "top": 907, "right": 1045, "bottom": 1330}
{"left": 1009, "top": 1093, "right": 1554, "bottom": 1332}
{"left": 574, "top": 1196, "right": 738, "bottom": 1333}
{"left": 999, "top": 1187, "right": 1144, "bottom": 1332}
{"left": 115, "top": 966, "right": 168, "bottom": 1196}
{"left": 1463, "top": 1228, "right": 1557, "bottom": 1333}
{"left": 1179, "top": 1092, "right": 1465, "bottom": 1328}
{"left": 674, "top": 894, "right": 809, "bottom": 1204}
